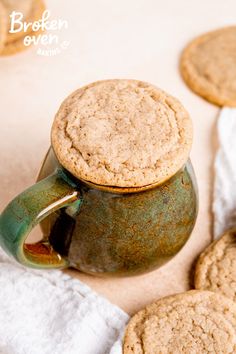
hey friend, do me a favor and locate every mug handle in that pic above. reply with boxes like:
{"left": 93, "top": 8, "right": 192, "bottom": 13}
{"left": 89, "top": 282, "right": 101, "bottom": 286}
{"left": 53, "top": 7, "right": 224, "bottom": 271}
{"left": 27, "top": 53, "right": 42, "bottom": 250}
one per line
{"left": 0, "top": 169, "right": 81, "bottom": 268}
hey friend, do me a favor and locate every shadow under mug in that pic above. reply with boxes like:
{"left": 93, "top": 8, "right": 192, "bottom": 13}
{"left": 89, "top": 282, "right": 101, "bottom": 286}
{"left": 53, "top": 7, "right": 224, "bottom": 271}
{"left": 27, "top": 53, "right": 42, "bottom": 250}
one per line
{"left": 0, "top": 148, "right": 198, "bottom": 277}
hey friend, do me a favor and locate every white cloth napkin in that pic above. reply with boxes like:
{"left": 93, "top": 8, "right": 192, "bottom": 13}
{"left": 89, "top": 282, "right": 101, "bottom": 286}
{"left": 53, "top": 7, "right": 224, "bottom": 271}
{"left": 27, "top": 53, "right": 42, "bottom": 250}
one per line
{"left": 213, "top": 108, "right": 236, "bottom": 239}
{"left": 0, "top": 249, "right": 129, "bottom": 354}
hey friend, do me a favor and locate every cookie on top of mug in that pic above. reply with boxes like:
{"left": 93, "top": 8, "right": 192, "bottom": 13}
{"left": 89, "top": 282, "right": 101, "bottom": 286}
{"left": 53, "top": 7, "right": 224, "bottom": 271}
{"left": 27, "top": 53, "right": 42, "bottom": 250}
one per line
{"left": 51, "top": 79, "right": 193, "bottom": 187}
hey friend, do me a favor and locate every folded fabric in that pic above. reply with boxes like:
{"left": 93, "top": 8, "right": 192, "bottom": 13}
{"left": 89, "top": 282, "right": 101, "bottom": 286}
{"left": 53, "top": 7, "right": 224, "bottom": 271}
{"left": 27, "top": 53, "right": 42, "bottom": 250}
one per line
{"left": 213, "top": 108, "right": 236, "bottom": 238}
{"left": 0, "top": 250, "right": 129, "bottom": 354}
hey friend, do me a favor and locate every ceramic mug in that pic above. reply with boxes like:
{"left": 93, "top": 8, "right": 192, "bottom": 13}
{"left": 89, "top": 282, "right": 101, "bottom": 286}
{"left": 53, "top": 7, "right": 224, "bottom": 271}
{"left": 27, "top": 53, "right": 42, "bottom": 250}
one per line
{"left": 0, "top": 146, "right": 198, "bottom": 277}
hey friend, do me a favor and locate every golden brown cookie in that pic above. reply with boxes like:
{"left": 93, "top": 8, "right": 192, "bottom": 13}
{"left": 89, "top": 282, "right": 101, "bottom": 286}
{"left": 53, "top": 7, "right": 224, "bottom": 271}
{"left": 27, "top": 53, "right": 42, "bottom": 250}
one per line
{"left": 194, "top": 229, "right": 236, "bottom": 301}
{"left": 1, "top": 0, "right": 45, "bottom": 56}
{"left": 0, "top": 1, "right": 7, "bottom": 53}
{"left": 1, "top": 31, "right": 29, "bottom": 55}
{"left": 180, "top": 26, "right": 236, "bottom": 107}
{"left": 2, "top": 0, "right": 45, "bottom": 42}
{"left": 123, "top": 290, "right": 236, "bottom": 354}
{"left": 51, "top": 79, "right": 192, "bottom": 187}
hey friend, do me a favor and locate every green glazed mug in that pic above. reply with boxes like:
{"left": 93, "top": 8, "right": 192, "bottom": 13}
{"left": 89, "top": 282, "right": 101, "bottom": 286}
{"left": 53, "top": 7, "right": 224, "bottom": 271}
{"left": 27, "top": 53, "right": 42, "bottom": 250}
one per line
{"left": 0, "top": 147, "right": 198, "bottom": 277}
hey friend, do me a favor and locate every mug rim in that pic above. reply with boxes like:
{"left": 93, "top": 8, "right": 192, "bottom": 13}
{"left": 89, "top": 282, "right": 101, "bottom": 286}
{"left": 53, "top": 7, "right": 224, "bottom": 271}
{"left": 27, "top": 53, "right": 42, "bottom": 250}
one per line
{"left": 37, "top": 147, "right": 188, "bottom": 194}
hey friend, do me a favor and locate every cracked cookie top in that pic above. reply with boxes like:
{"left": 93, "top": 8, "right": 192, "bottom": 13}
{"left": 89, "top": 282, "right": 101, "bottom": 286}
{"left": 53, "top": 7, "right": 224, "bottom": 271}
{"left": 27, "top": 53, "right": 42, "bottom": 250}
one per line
{"left": 123, "top": 290, "right": 236, "bottom": 353}
{"left": 51, "top": 79, "right": 192, "bottom": 187}
{"left": 181, "top": 26, "right": 236, "bottom": 107}
{"left": 195, "top": 229, "right": 236, "bottom": 301}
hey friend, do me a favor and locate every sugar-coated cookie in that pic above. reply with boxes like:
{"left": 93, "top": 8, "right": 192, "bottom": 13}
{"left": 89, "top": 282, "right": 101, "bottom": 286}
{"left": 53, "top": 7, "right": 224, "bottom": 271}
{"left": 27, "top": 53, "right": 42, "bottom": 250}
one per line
{"left": 0, "top": 0, "right": 45, "bottom": 56}
{"left": 181, "top": 26, "right": 236, "bottom": 107}
{"left": 195, "top": 229, "right": 236, "bottom": 301}
{"left": 123, "top": 290, "right": 236, "bottom": 353}
{"left": 51, "top": 79, "right": 192, "bottom": 187}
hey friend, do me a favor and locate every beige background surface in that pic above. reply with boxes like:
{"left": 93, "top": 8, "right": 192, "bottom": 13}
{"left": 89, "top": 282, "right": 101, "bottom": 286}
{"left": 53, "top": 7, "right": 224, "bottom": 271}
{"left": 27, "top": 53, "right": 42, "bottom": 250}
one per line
{"left": 0, "top": 0, "right": 234, "bottom": 315}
